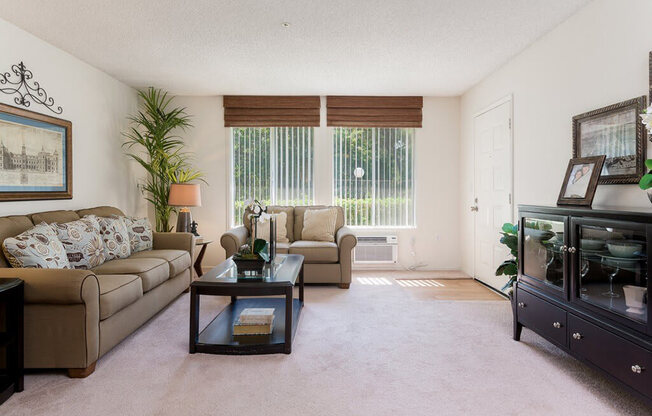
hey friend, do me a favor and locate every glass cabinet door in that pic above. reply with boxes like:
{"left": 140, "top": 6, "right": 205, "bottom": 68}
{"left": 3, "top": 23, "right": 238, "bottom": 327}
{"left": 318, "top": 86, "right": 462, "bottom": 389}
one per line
{"left": 572, "top": 219, "right": 648, "bottom": 328}
{"left": 520, "top": 215, "right": 567, "bottom": 295}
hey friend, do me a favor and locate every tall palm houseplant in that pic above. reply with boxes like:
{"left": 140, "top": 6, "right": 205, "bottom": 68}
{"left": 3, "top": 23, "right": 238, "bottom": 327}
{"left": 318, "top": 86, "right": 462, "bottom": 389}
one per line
{"left": 122, "top": 88, "right": 204, "bottom": 232}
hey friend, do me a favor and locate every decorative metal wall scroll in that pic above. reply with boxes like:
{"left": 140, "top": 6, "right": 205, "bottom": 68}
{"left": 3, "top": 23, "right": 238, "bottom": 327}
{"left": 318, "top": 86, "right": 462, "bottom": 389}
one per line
{"left": 0, "top": 62, "right": 63, "bottom": 114}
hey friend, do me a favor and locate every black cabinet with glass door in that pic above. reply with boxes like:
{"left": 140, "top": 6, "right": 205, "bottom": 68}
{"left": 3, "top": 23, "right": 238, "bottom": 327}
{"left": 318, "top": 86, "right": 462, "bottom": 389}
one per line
{"left": 514, "top": 205, "right": 652, "bottom": 405}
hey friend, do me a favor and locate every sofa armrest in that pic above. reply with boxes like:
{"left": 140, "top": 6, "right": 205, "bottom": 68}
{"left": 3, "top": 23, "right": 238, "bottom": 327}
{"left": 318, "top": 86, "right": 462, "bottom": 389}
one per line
{"left": 0, "top": 268, "right": 99, "bottom": 304}
{"left": 153, "top": 232, "right": 195, "bottom": 258}
{"left": 220, "top": 226, "right": 249, "bottom": 258}
{"left": 336, "top": 227, "right": 357, "bottom": 285}
{"left": 1, "top": 268, "right": 100, "bottom": 371}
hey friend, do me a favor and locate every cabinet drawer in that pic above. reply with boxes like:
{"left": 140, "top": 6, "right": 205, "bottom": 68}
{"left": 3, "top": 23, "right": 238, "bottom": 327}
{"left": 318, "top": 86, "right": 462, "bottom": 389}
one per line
{"left": 517, "top": 289, "right": 567, "bottom": 347}
{"left": 569, "top": 314, "right": 652, "bottom": 397}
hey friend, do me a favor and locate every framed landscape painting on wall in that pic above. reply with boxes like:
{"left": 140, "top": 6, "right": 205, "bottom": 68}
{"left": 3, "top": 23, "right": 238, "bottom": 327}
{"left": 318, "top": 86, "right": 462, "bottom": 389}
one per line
{"left": 0, "top": 103, "right": 72, "bottom": 201}
{"left": 572, "top": 96, "right": 647, "bottom": 184}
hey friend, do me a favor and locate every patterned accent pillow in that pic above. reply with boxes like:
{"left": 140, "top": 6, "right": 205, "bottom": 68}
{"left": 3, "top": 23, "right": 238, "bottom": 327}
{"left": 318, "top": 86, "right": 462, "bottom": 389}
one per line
{"left": 52, "top": 216, "right": 105, "bottom": 269}
{"left": 2, "top": 222, "right": 71, "bottom": 269}
{"left": 94, "top": 216, "right": 131, "bottom": 260}
{"left": 121, "top": 216, "right": 153, "bottom": 253}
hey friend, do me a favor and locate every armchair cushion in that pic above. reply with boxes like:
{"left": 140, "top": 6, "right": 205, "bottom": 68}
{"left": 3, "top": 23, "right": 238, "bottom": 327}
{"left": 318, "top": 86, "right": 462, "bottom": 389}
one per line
{"left": 300, "top": 208, "right": 338, "bottom": 242}
{"left": 289, "top": 241, "right": 338, "bottom": 263}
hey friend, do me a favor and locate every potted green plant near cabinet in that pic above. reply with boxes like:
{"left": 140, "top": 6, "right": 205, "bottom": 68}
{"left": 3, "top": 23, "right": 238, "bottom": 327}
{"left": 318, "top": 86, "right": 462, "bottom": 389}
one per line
{"left": 122, "top": 87, "right": 204, "bottom": 232}
{"left": 496, "top": 223, "right": 519, "bottom": 296}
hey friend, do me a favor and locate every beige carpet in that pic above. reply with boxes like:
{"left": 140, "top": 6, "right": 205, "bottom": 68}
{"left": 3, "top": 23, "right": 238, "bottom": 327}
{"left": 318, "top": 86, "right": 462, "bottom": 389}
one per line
{"left": 3, "top": 277, "right": 650, "bottom": 415}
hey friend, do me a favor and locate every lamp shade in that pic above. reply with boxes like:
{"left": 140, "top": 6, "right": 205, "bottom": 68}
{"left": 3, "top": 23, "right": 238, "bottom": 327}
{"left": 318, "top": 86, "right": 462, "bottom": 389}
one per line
{"left": 168, "top": 183, "right": 201, "bottom": 207}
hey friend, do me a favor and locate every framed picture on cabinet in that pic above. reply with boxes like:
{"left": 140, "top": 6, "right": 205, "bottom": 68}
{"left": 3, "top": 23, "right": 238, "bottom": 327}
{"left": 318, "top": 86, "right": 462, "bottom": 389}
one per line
{"left": 557, "top": 155, "right": 605, "bottom": 206}
{"left": 572, "top": 96, "right": 647, "bottom": 185}
{"left": 0, "top": 103, "right": 72, "bottom": 201}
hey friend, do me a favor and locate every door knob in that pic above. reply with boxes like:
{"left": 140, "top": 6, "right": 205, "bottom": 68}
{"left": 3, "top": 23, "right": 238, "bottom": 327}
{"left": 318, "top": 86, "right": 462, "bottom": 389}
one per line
{"left": 572, "top": 332, "right": 582, "bottom": 340}
{"left": 552, "top": 322, "right": 562, "bottom": 328}
{"left": 568, "top": 247, "right": 577, "bottom": 254}
{"left": 560, "top": 245, "right": 568, "bottom": 252}
{"left": 517, "top": 302, "right": 526, "bottom": 308}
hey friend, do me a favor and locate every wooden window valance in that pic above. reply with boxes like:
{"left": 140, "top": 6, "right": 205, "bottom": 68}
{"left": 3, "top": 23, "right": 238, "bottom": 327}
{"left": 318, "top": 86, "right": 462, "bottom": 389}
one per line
{"left": 327, "top": 96, "right": 423, "bottom": 128}
{"left": 223, "top": 95, "right": 320, "bottom": 127}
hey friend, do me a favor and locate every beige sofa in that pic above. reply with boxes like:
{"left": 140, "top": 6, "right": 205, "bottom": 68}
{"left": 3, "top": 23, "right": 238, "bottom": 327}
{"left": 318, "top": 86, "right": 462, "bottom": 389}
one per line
{"left": 221, "top": 206, "right": 357, "bottom": 288}
{"left": 0, "top": 206, "right": 194, "bottom": 377}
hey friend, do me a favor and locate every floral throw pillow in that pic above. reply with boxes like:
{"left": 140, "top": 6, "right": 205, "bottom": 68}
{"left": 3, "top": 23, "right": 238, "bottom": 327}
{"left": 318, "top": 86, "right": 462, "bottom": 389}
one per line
{"left": 2, "top": 222, "right": 71, "bottom": 269}
{"left": 52, "top": 216, "right": 106, "bottom": 269}
{"left": 121, "top": 216, "right": 153, "bottom": 253}
{"left": 94, "top": 216, "right": 131, "bottom": 260}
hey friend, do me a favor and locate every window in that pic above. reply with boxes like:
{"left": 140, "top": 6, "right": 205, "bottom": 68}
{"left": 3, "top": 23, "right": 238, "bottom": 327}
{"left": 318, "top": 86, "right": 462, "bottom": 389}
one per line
{"left": 231, "top": 127, "right": 314, "bottom": 225}
{"left": 333, "top": 127, "right": 415, "bottom": 227}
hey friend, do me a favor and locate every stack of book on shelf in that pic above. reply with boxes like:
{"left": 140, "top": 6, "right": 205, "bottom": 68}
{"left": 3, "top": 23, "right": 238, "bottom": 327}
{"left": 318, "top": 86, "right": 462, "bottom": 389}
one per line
{"left": 233, "top": 308, "right": 275, "bottom": 335}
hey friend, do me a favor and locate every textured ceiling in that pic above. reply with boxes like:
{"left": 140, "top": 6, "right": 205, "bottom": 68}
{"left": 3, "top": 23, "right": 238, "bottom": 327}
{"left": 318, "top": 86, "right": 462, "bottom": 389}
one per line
{"left": 0, "top": 0, "right": 591, "bottom": 95}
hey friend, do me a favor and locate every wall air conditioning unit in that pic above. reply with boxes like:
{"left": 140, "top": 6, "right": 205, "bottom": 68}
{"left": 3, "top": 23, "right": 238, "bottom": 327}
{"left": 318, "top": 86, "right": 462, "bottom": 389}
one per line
{"left": 353, "top": 235, "right": 398, "bottom": 264}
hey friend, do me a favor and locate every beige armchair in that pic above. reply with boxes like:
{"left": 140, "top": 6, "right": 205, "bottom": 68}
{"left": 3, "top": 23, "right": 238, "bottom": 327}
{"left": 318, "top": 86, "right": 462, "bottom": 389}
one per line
{"left": 221, "top": 206, "right": 357, "bottom": 288}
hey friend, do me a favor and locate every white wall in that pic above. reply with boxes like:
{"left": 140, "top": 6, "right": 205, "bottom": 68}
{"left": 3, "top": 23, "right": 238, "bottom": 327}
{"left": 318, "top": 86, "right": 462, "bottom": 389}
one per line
{"left": 0, "top": 18, "right": 140, "bottom": 217}
{"left": 175, "top": 95, "right": 461, "bottom": 270}
{"left": 459, "top": 0, "right": 652, "bottom": 276}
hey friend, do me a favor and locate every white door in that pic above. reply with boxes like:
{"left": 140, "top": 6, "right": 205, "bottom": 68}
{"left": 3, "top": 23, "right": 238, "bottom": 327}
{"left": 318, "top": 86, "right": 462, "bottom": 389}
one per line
{"left": 473, "top": 99, "right": 513, "bottom": 292}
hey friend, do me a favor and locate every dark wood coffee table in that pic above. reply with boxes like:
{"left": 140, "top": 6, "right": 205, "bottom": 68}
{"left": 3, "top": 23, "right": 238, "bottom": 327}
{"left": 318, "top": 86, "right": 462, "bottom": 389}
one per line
{"left": 189, "top": 254, "right": 304, "bottom": 355}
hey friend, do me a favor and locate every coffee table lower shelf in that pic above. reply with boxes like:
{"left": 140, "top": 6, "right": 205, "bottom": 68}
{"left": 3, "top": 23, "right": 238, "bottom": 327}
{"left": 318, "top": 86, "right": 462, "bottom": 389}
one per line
{"left": 194, "top": 298, "right": 302, "bottom": 355}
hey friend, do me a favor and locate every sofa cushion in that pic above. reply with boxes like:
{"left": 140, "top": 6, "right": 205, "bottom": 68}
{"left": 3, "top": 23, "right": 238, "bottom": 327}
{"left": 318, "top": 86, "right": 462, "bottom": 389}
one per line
{"left": 97, "top": 274, "right": 143, "bottom": 320}
{"left": 293, "top": 206, "right": 344, "bottom": 241}
{"left": 0, "top": 216, "right": 34, "bottom": 267}
{"left": 52, "top": 216, "right": 105, "bottom": 269}
{"left": 76, "top": 206, "right": 125, "bottom": 218}
{"left": 289, "top": 240, "right": 338, "bottom": 263}
{"left": 96, "top": 216, "right": 131, "bottom": 260}
{"left": 129, "top": 249, "right": 191, "bottom": 277}
{"left": 92, "top": 257, "right": 169, "bottom": 292}
{"left": 121, "top": 216, "right": 153, "bottom": 253}
{"left": 2, "top": 222, "right": 71, "bottom": 269}
{"left": 31, "top": 210, "right": 80, "bottom": 225}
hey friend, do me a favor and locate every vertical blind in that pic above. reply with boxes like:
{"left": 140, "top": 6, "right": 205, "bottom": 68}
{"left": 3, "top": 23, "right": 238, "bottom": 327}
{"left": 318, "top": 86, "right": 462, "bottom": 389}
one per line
{"left": 231, "top": 127, "right": 314, "bottom": 225}
{"left": 333, "top": 127, "right": 415, "bottom": 227}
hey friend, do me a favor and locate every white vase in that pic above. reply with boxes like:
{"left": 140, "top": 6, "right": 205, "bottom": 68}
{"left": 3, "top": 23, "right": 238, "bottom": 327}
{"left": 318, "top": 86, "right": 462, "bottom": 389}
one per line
{"left": 623, "top": 285, "right": 647, "bottom": 314}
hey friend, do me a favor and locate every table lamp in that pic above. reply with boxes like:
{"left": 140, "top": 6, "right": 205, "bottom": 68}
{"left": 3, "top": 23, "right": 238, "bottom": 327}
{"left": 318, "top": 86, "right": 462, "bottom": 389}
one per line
{"left": 168, "top": 183, "right": 201, "bottom": 233}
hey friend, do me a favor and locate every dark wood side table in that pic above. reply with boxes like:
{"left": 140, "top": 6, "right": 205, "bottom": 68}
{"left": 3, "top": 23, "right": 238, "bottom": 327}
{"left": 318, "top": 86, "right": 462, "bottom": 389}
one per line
{"left": 194, "top": 239, "right": 213, "bottom": 277}
{"left": 0, "top": 278, "right": 23, "bottom": 406}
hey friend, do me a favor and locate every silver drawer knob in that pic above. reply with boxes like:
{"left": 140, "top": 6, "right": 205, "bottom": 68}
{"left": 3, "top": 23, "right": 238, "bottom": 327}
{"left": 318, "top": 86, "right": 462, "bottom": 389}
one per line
{"left": 631, "top": 365, "right": 644, "bottom": 374}
{"left": 568, "top": 247, "right": 577, "bottom": 254}
{"left": 560, "top": 245, "right": 568, "bottom": 252}
{"left": 553, "top": 322, "right": 561, "bottom": 329}
{"left": 517, "top": 302, "right": 526, "bottom": 308}
{"left": 572, "top": 332, "right": 582, "bottom": 340}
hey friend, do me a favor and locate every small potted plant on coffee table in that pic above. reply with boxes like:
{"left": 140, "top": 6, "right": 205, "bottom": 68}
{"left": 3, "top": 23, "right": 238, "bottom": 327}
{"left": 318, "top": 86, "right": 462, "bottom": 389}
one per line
{"left": 232, "top": 238, "right": 269, "bottom": 274}
{"left": 232, "top": 199, "right": 270, "bottom": 274}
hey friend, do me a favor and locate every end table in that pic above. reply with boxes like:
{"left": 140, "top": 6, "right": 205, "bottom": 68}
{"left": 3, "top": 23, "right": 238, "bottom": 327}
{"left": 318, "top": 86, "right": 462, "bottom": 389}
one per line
{"left": 0, "top": 278, "right": 23, "bottom": 405}
{"left": 194, "top": 239, "right": 213, "bottom": 277}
